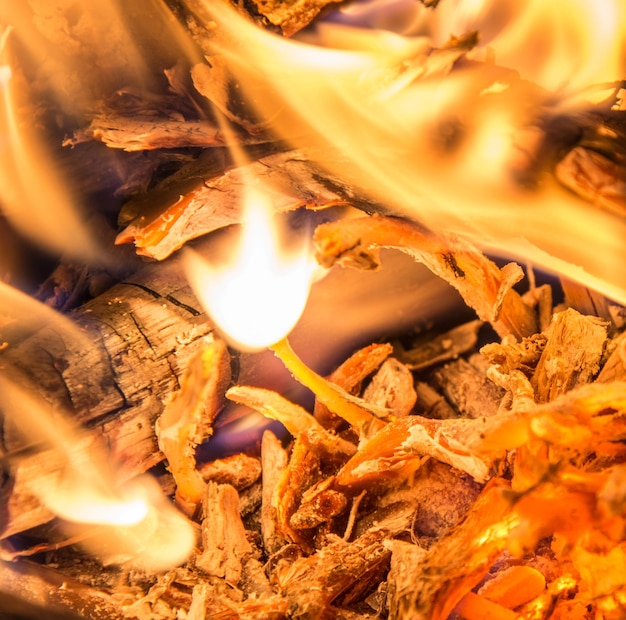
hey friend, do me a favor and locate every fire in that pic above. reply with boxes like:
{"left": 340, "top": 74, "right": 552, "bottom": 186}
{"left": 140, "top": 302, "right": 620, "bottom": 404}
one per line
{"left": 2, "top": 0, "right": 626, "bottom": 611}
{"left": 184, "top": 191, "right": 317, "bottom": 350}
{"left": 196, "top": 0, "right": 626, "bottom": 303}
{"left": 0, "top": 377, "right": 195, "bottom": 571}
{"left": 0, "top": 24, "right": 97, "bottom": 260}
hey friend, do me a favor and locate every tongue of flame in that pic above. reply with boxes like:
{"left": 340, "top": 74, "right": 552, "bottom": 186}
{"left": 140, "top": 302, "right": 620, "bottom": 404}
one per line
{"left": 0, "top": 376, "right": 195, "bottom": 571}
{"left": 185, "top": 193, "right": 316, "bottom": 350}
{"left": 197, "top": 0, "right": 626, "bottom": 303}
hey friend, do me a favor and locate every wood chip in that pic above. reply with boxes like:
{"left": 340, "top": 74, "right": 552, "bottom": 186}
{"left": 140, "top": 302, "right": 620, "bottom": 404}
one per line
{"left": 156, "top": 337, "right": 231, "bottom": 513}
{"left": 531, "top": 308, "right": 608, "bottom": 403}
{"left": 395, "top": 320, "right": 483, "bottom": 371}
{"left": 313, "top": 214, "right": 538, "bottom": 340}
{"left": 196, "top": 482, "right": 252, "bottom": 585}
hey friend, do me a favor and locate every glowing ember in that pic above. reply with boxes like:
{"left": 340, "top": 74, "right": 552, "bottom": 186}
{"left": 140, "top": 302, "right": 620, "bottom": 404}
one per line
{"left": 185, "top": 192, "right": 316, "bottom": 350}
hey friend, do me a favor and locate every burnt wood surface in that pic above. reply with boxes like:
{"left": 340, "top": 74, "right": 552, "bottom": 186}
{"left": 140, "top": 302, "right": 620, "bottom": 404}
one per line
{"left": 0, "top": 257, "right": 214, "bottom": 538}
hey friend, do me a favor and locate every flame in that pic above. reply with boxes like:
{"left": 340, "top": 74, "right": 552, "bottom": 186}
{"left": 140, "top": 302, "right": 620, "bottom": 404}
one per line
{"left": 0, "top": 377, "right": 195, "bottom": 570}
{"left": 0, "top": 26, "right": 99, "bottom": 261}
{"left": 185, "top": 191, "right": 316, "bottom": 350}
{"left": 193, "top": 0, "right": 626, "bottom": 303}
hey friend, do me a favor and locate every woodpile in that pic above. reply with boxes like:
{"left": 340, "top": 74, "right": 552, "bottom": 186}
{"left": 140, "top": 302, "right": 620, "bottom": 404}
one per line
{"left": 1, "top": 1, "right": 626, "bottom": 619}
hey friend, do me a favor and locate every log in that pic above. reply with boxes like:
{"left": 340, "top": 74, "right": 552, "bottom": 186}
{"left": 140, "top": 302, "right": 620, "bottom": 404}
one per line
{"left": 0, "top": 256, "right": 214, "bottom": 538}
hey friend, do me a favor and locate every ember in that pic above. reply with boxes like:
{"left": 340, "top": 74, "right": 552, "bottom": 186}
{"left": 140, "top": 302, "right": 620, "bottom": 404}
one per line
{"left": 1, "top": 1, "right": 626, "bottom": 619}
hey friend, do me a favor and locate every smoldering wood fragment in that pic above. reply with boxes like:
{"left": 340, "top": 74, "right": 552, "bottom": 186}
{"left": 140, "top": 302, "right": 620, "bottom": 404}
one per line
{"left": 413, "top": 381, "right": 458, "bottom": 419}
{"left": 314, "top": 343, "right": 393, "bottom": 430}
{"left": 275, "top": 529, "right": 391, "bottom": 617}
{"left": 227, "top": 385, "right": 357, "bottom": 463}
{"left": 0, "top": 256, "right": 214, "bottom": 538}
{"left": 429, "top": 357, "right": 505, "bottom": 419}
{"left": 274, "top": 439, "right": 322, "bottom": 549}
{"left": 394, "top": 320, "right": 483, "bottom": 371}
{"left": 239, "top": 558, "right": 275, "bottom": 600}
{"left": 116, "top": 144, "right": 274, "bottom": 227}
{"left": 560, "top": 278, "right": 615, "bottom": 323}
{"left": 246, "top": 0, "right": 343, "bottom": 36}
{"left": 531, "top": 308, "right": 608, "bottom": 403}
{"left": 481, "top": 333, "right": 547, "bottom": 376}
{"left": 313, "top": 214, "right": 538, "bottom": 340}
{"left": 261, "top": 430, "right": 289, "bottom": 555}
{"left": 289, "top": 477, "right": 348, "bottom": 530}
{"left": 362, "top": 357, "right": 417, "bottom": 417}
{"left": 387, "top": 479, "right": 511, "bottom": 620}
{"left": 238, "top": 481, "right": 263, "bottom": 520}
{"left": 386, "top": 541, "right": 428, "bottom": 620}
{"left": 198, "top": 453, "right": 262, "bottom": 490}
{"left": 335, "top": 414, "right": 497, "bottom": 489}
{"left": 196, "top": 482, "right": 252, "bottom": 585}
{"left": 67, "top": 115, "right": 270, "bottom": 152}
{"left": 156, "top": 337, "right": 232, "bottom": 513}
{"left": 523, "top": 283, "right": 554, "bottom": 333}
{"left": 354, "top": 461, "right": 482, "bottom": 540}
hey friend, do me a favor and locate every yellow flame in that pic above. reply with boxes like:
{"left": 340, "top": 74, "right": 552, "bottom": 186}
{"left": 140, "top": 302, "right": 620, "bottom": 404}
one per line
{"left": 0, "top": 26, "right": 97, "bottom": 261}
{"left": 194, "top": 0, "right": 626, "bottom": 303}
{"left": 0, "top": 377, "right": 194, "bottom": 570}
{"left": 0, "top": 279, "right": 94, "bottom": 346}
{"left": 185, "top": 192, "right": 316, "bottom": 350}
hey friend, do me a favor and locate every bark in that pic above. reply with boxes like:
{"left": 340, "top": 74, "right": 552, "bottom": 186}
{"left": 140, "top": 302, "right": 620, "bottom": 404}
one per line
{"left": 0, "top": 256, "right": 214, "bottom": 538}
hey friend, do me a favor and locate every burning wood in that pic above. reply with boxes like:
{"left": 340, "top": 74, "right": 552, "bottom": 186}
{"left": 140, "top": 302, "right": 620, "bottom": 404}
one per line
{"left": 3, "top": 212, "right": 626, "bottom": 617}
{"left": 3, "top": 1, "right": 626, "bottom": 619}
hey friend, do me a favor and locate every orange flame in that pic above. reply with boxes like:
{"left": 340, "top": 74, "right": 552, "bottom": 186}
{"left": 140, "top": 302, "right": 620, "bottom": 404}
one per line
{"left": 195, "top": 0, "right": 626, "bottom": 303}
{"left": 185, "top": 191, "right": 317, "bottom": 350}
{"left": 0, "top": 377, "right": 195, "bottom": 570}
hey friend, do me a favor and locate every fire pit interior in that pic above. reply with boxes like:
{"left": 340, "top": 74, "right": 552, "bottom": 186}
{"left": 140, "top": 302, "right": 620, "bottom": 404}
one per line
{"left": 2, "top": 1, "right": 626, "bottom": 619}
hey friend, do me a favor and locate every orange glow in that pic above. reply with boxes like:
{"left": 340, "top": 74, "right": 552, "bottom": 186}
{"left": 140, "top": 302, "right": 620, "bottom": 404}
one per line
{"left": 185, "top": 192, "right": 316, "bottom": 350}
{"left": 195, "top": 0, "right": 626, "bottom": 304}
{"left": 0, "top": 25, "right": 97, "bottom": 260}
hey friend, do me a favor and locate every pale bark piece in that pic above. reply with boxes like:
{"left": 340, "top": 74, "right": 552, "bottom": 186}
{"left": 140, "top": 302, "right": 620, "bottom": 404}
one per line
{"left": 196, "top": 482, "right": 252, "bottom": 585}
{"left": 413, "top": 381, "right": 458, "bottom": 419}
{"left": 198, "top": 453, "right": 262, "bottom": 490}
{"left": 275, "top": 529, "right": 391, "bottom": 617}
{"left": 0, "top": 257, "right": 214, "bottom": 538}
{"left": 156, "top": 337, "right": 231, "bottom": 512}
{"left": 261, "top": 430, "right": 289, "bottom": 555}
{"left": 531, "top": 308, "right": 608, "bottom": 403}
{"left": 0, "top": 559, "right": 125, "bottom": 620}
{"left": 249, "top": 0, "right": 343, "bottom": 36}
{"left": 555, "top": 146, "right": 626, "bottom": 219}
{"left": 67, "top": 115, "right": 269, "bottom": 152}
{"left": 597, "top": 330, "right": 626, "bottom": 383}
{"left": 362, "top": 357, "right": 417, "bottom": 417}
